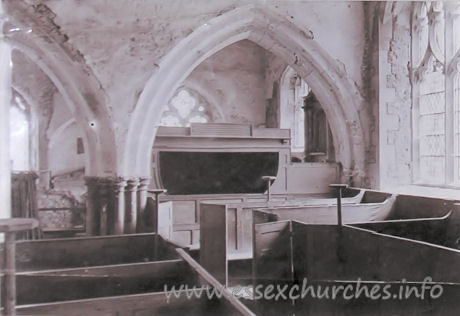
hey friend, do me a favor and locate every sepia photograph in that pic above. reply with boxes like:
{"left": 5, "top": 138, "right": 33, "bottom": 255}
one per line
{"left": 0, "top": 0, "right": 459, "bottom": 315}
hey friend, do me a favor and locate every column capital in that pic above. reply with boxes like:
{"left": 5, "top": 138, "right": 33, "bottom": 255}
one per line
{"left": 126, "top": 178, "right": 140, "bottom": 191}
{"left": 111, "top": 177, "right": 127, "bottom": 193}
{"left": 138, "top": 178, "right": 150, "bottom": 189}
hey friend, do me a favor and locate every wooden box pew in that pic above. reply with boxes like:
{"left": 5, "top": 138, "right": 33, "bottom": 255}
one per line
{"left": 349, "top": 197, "right": 460, "bottom": 249}
{"left": 252, "top": 219, "right": 460, "bottom": 283}
{"left": 7, "top": 233, "right": 177, "bottom": 272}
{"left": 385, "top": 193, "right": 457, "bottom": 219}
{"left": 200, "top": 197, "right": 338, "bottom": 284}
{"left": 289, "top": 222, "right": 460, "bottom": 283}
{"left": 154, "top": 188, "right": 364, "bottom": 249}
{"left": 201, "top": 190, "right": 392, "bottom": 261}
{"left": 253, "top": 191, "right": 396, "bottom": 226}
{"left": 252, "top": 192, "right": 458, "bottom": 248}
{"left": 292, "top": 280, "right": 460, "bottom": 316}
{"left": 199, "top": 189, "right": 376, "bottom": 285}
{"left": 16, "top": 249, "right": 255, "bottom": 316}
{"left": 251, "top": 219, "right": 460, "bottom": 315}
{"left": 15, "top": 259, "right": 196, "bottom": 305}
{"left": 350, "top": 210, "right": 454, "bottom": 248}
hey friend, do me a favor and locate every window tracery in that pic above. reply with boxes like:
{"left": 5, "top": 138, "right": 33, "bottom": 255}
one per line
{"left": 159, "top": 89, "right": 210, "bottom": 127}
{"left": 412, "top": 2, "right": 460, "bottom": 185}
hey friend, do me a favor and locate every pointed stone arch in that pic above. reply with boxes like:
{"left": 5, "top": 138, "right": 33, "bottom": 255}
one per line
{"left": 127, "top": 4, "right": 367, "bottom": 185}
{"left": 3, "top": 1, "right": 117, "bottom": 177}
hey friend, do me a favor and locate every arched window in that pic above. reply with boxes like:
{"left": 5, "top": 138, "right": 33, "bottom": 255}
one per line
{"left": 159, "top": 89, "right": 211, "bottom": 127}
{"left": 280, "top": 66, "right": 334, "bottom": 162}
{"left": 455, "top": 74, "right": 460, "bottom": 183}
{"left": 412, "top": 2, "right": 460, "bottom": 186}
{"left": 10, "top": 93, "right": 31, "bottom": 171}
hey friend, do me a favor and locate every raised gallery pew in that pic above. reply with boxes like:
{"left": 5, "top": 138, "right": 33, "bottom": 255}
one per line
{"left": 150, "top": 123, "right": 341, "bottom": 248}
{"left": 155, "top": 190, "right": 353, "bottom": 248}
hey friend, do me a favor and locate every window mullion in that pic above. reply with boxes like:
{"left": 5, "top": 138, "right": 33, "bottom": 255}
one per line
{"left": 445, "top": 9, "right": 454, "bottom": 184}
{"left": 411, "top": 6, "right": 421, "bottom": 183}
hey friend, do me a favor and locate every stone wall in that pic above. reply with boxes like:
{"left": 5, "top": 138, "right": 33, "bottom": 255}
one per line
{"left": 360, "top": 2, "right": 380, "bottom": 188}
{"left": 378, "top": 3, "right": 413, "bottom": 188}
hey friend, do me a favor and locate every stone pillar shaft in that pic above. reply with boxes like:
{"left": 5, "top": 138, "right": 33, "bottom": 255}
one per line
{"left": 125, "top": 179, "right": 139, "bottom": 234}
{"left": 111, "top": 179, "right": 126, "bottom": 235}
{"left": 84, "top": 177, "right": 100, "bottom": 236}
{"left": 85, "top": 177, "right": 150, "bottom": 236}
{"left": 0, "top": 32, "right": 12, "bottom": 222}
{"left": 136, "top": 178, "right": 149, "bottom": 233}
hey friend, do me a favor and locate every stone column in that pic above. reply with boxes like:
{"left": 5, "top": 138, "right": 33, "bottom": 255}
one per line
{"left": 97, "top": 178, "right": 112, "bottom": 236}
{"left": 110, "top": 178, "right": 126, "bottom": 235}
{"left": 136, "top": 178, "right": 149, "bottom": 233}
{"left": 86, "top": 177, "right": 131, "bottom": 236}
{"left": 125, "top": 178, "right": 139, "bottom": 234}
{"left": 84, "top": 177, "right": 100, "bottom": 236}
{"left": 0, "top": 20, "right": 12, "bottom": 223}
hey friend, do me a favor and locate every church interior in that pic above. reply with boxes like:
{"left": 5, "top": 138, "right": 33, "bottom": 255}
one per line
{"left": 0, "top": 1, "right": 459, "bottom": 315}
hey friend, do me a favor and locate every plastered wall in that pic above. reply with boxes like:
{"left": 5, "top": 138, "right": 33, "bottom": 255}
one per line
{"left": 5, "top": 0, "right": 383, "bottom": 188}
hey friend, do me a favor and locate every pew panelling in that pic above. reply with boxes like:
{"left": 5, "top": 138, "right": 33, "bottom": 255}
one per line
{"left": 13, "top": 238, "right": 254, "bottom": 316}
{"left": 253, "top": 220, "right": 460, "bottom": 315}
{"left": 252, "top": 220, "right": 460, "bottom": 283}
{"left": 388, "top": 194, "right": 455, "bottom": 219}
{"left": 258, "top": 194, "right": 396, "bottom": 225}
{"left": 202, "top": 190, "right": 393, "bottom": 261}
{"left": 200, "top": 190, "right": 396, "bottom": 287}
{"left": 253, "top": 220, "right": 293, "bottom": 285}
{"left": 351, "top": 211, "right": 452, "bottom": 247}
{"left": 158, "top": 201, "right": 173, "bottom": 240}
{"left": 15, "top": 260, "right": 195, "bottom": 304}
{"left": 252, "top": 220, "right": 294, "bottom": 316}
{"left": 200, "top": 203, "right": 228, "bottom": 284}
{"left": 10, "top": 233, "right": 176, "bottom": 272}
{"left": 17, "top": 292, "right": 241, "bottom": 316}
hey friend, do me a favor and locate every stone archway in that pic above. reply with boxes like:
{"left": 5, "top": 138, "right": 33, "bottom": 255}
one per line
{"left": 3, "top": 1, "right": 117, "bottom": 177}
{"left": 127, "top": 4, "right": 367, "bottom": 185}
